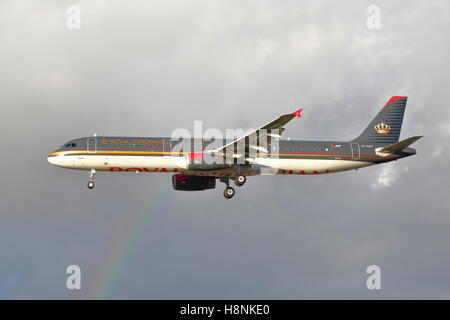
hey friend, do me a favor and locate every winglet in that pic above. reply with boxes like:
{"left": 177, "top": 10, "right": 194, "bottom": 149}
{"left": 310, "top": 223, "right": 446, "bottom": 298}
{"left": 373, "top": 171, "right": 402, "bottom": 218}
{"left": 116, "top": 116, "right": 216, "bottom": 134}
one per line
{"left": 293, "top": 108, "right": 303, "bottom": 118}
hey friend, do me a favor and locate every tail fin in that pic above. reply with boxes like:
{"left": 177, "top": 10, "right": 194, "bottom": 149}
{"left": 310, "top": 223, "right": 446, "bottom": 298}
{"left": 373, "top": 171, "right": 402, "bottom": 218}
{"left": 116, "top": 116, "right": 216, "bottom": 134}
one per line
{"left": 352, "top": 96, "right": 407, "bottom": 144}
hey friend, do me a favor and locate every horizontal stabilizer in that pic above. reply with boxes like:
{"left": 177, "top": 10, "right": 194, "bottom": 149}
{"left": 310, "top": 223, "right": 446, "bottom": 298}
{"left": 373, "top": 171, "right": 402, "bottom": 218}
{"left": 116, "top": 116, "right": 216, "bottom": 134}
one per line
{"left": 377, "top": 136, "right": 423, "bottom": 154}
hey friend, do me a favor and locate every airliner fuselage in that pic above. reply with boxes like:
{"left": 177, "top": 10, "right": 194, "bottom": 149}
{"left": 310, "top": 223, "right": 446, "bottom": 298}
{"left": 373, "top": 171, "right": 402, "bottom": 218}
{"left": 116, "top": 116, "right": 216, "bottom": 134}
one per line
{"left": 47, "top": 96, "right": 421, "bottom": 198}
{"left": 47, "top": 137, "right": 415, "bottom": 175}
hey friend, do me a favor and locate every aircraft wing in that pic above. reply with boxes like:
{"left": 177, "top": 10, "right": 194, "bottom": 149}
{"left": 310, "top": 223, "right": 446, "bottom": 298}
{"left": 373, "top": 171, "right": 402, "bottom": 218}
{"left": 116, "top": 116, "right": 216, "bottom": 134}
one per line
{"left": 206, "top": 108, "right": 303, "bottom": 160}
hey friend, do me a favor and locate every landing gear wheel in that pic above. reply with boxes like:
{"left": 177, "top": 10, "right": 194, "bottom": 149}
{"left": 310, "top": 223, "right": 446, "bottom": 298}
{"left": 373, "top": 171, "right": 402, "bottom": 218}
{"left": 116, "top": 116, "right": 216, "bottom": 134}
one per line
{"left": 87, "top": 169, "right": 96, "bottom": 190}
{"left": 234, "top": 175, "right": 246, "bottom": 187}
{"left": 223, "top": 187, "right": 235, "bottom": 199}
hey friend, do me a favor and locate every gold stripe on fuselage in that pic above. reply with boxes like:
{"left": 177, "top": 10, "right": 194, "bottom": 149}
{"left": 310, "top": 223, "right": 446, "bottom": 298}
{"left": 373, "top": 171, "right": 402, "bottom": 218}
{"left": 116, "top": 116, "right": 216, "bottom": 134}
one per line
{"left": 48, "top": 149, "right": 395, "bottom": 160}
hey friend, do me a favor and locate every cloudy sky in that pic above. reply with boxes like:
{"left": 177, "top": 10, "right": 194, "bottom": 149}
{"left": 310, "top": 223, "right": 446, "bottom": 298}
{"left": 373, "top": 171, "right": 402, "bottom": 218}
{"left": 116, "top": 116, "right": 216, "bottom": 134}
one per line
{"left": 0, "top": 0, "right": 449, "bottom": 299}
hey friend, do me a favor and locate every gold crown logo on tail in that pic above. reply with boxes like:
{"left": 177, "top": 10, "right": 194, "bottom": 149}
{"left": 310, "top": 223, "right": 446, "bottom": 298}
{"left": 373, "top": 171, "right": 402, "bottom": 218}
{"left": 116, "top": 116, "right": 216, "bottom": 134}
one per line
{"left": 374, "top": 122, "right": 391, "bottom": 134}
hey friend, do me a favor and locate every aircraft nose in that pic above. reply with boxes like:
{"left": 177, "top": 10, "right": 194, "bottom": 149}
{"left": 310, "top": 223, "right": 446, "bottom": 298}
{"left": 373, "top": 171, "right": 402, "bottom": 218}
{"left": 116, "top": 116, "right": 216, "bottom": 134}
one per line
{"left": 47, "top": 152, "right": 61, "bottom": 166}
{"left": 47, "top": 155, "right": 57, "bottom": 165}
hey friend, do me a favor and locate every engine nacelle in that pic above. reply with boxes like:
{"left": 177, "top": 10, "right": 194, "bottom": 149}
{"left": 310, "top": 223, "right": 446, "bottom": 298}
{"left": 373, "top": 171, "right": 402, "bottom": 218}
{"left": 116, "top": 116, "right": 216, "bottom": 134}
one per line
{"left": 172, "top": 174, "right": 216, "bottom": 191}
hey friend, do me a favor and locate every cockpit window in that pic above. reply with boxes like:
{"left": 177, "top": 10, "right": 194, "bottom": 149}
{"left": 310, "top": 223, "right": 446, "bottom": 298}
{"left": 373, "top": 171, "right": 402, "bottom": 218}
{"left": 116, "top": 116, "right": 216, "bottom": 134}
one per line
{"left": 62, "top": 143, "right": 77, "bottom": 148}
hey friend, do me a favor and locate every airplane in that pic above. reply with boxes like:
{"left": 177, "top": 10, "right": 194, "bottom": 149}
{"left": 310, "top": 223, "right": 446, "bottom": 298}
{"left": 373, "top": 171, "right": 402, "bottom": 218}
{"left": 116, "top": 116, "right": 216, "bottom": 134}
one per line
{"left": 47, "top": 96, "right": 422, "bottom": 199}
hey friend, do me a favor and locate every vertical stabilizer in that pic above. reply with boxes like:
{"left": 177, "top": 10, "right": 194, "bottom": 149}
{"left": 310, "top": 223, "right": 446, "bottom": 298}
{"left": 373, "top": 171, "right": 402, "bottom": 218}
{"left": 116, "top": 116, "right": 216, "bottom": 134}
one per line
{"left": 352, "top": 96, "right": 407, "bottom": 144}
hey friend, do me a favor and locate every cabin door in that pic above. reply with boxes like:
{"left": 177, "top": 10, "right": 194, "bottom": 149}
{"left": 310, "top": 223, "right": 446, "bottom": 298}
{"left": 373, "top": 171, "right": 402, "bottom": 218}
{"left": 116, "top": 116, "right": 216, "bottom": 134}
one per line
{"left": 350, "top": 143, "right": 360, "bottom": 159}
{"left": 87, "top": 137, "right": 97, "bottom": 153}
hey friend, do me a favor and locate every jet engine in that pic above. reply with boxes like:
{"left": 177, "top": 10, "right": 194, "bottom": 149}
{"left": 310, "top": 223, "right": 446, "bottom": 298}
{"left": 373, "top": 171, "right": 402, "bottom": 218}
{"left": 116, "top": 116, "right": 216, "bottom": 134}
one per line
{"left": 172, "top": 174, "right": 216, "bottom": 191}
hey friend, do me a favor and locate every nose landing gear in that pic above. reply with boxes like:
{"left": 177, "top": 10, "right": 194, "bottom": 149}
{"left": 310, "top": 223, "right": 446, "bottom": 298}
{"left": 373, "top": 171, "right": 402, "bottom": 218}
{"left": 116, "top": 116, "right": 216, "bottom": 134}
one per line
{"left": 87, "top": 169, "right": 96, "bottom": 189}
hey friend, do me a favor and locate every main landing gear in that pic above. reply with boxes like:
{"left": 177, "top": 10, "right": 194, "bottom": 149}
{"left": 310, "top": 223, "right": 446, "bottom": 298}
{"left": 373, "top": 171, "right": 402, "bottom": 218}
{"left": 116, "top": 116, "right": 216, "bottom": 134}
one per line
{"left": 220, "top": 175, "right": 246, "bottom": 199}
{"left": 87, "top": 169, "right": 96, "bottom": 189}
{"left": 224, "top": 186, "right": 235, "bottom": 199}
{"left": 234, "top": 175, "right": 246, "bottom": 187}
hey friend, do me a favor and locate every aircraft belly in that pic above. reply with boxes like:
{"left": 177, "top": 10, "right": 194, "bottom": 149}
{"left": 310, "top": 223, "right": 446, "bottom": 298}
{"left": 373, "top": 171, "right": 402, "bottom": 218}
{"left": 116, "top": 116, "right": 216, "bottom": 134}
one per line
{"left": 71, "top": 155, "right": 373, "bottom": 175}
{"left": 255, "top": 158, "right": 373, "bottom": 174}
